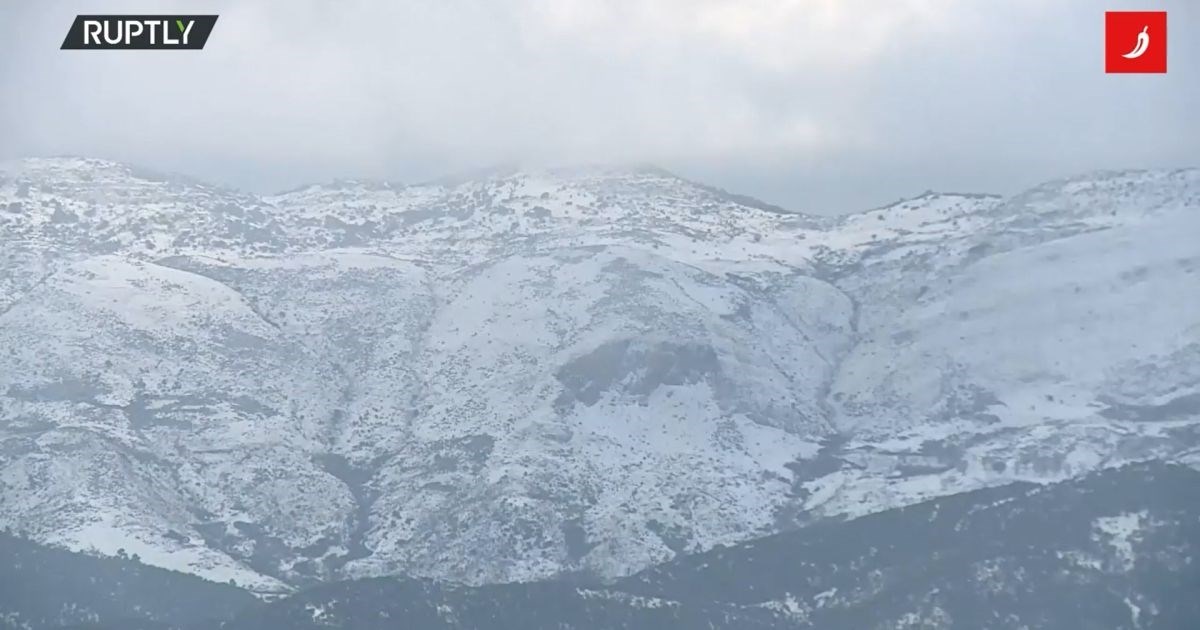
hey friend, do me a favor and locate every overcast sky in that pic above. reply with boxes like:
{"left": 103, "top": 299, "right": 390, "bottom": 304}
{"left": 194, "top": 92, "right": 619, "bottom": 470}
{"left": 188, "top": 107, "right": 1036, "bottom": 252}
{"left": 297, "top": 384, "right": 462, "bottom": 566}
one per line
{"left": 1, "top": 0, "right": 1196, "bottom": 213}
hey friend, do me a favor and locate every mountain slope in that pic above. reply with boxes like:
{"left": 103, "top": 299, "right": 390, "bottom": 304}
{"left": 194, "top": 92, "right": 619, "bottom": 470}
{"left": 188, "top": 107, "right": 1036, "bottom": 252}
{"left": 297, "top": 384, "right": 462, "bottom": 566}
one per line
{"left": 221, "top": 462, "right": 1200, "bottom": 629}
{"left": 620, "top": 461, "right": 1200, "bottom": 629}
{"left": 0, "top": 531, "right": 255, "bottom": 630}
{"left": 805, "top": 169, "right": 1200, "bottom": 521}
{"left": 0, "top": 158, "right": 1197, "bottom": 591}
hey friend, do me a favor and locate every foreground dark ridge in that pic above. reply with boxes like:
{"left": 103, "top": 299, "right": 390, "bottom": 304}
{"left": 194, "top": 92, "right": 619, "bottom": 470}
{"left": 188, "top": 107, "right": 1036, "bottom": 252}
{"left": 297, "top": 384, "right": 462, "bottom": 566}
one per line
{"left": 2, "top": 462, "right": 1197, "bottom": 629}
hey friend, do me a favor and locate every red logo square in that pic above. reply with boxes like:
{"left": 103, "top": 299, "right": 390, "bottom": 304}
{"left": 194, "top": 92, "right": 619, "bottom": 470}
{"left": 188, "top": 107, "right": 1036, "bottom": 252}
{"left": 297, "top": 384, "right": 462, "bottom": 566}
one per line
{"left": 1106, "top": 11, "right": 1167, "bottom": 73}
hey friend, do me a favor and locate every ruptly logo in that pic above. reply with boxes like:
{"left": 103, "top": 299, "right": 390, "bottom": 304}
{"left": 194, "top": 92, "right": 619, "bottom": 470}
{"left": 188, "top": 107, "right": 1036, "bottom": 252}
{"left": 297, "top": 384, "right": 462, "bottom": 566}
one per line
{"left": 61, "top": 15, "right": 218, "bottom": 50}
{"left": 1105, "top": 11, "right": 1166, "bottom": 73}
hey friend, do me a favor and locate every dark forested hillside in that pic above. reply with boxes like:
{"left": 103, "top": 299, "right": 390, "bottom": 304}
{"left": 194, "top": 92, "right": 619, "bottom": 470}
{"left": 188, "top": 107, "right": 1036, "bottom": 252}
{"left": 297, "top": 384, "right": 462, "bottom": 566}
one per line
{"left": 9, "top": 462, "right": 1187, "bottom": 629}
{"left": 619, "top": 461, "right": 1200, "bottom": 629}
{"left": 0, "top": 533, "right": 256, "bottom": 629}
{"left": 216, "top": 462, "right": 1200, "bottom": 629}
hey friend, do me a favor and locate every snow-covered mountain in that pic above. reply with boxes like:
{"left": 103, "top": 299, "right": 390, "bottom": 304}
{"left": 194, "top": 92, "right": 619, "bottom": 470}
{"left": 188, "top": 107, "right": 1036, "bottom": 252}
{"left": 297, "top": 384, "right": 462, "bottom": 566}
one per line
{"left": 0, "top": 157, "right": 1196, "bottom": 594}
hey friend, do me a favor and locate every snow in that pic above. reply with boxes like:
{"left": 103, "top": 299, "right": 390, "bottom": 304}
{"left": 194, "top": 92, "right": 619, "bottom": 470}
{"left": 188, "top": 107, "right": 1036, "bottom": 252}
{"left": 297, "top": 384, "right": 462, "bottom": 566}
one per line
{"left": 1125, "top": 597, "right": 1142, "bottom": 629}
{"left": 1, "top": 157, "right": 1198, "bottom": 590}
{"left": 49, "top": 513, "right": 289, "bottom": 594}
{"left": 1094, "top": 511, "right": 1149, "bottom": 571}
{"left": 813, "top": 587, "right": 838, "bottom": 607}
{"left": 759, "top": 593, "right": 810, "bottom": 621}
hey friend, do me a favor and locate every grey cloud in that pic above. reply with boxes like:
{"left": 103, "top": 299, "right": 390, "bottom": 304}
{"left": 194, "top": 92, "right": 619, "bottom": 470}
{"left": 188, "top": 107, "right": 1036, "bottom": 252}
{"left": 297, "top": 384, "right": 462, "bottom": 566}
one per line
{"left": 1, "top": 0, "right": 1196, "bottom": 213}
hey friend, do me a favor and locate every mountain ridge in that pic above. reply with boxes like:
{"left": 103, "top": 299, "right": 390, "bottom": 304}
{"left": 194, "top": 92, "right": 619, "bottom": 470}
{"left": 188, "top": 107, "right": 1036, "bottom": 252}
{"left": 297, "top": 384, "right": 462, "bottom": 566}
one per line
{"left": 5, "top": 461, "right": 1196, "bottom": 629}
{"left": 1, "top": 156, "right": 1197, "bottom": 595}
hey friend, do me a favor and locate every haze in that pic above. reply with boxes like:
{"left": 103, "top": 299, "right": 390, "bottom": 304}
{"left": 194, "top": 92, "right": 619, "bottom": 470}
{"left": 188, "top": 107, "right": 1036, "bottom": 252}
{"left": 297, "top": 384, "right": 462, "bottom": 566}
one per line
{"left": 1, "top": 0, "right": 1196, "bottom": 213}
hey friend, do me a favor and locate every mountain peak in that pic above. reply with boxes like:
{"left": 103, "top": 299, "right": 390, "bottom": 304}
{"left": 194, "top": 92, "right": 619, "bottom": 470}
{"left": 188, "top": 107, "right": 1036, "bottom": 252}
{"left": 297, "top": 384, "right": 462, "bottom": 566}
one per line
{"left": 1, "top": 156, "right": 1198, "bottom": 596}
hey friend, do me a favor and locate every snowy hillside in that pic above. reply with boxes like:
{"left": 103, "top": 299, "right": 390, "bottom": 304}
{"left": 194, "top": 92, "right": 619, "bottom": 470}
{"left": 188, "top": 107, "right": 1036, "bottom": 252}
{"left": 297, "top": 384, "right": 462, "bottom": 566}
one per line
{"left": 0, "top": 157, "right": 1196, "bottom": 592}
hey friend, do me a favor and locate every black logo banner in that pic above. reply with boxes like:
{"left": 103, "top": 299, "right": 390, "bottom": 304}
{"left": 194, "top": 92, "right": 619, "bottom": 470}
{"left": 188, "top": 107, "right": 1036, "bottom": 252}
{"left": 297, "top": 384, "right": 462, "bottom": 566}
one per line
{"left": 61, "top": 15, "right": 218, "bottom": 50}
